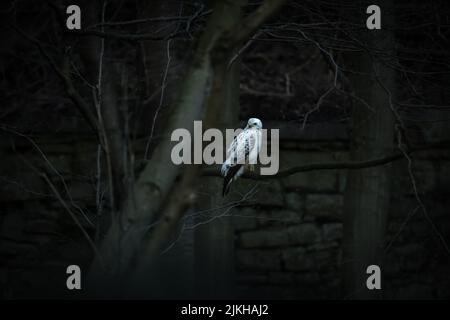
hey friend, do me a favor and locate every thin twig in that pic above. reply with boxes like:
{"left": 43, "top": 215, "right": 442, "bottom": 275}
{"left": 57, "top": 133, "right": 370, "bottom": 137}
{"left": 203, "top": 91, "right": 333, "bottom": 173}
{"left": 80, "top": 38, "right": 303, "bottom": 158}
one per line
{"left": 144, "top": 38, "right": 172, "bottom": 159}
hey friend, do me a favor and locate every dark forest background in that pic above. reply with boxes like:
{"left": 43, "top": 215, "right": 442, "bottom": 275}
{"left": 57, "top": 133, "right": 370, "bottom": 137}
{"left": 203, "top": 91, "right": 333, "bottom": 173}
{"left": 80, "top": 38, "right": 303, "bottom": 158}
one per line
{"left": 1, "top": 0, "right": 450, "bottom": 299}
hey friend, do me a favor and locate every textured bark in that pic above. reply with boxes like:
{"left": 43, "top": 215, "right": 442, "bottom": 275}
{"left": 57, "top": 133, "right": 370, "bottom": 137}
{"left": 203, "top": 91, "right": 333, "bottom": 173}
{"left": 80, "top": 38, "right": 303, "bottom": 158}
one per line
{"left": 88, "top": 32, "right": 213, "bottom": 295}
{"left": 87, "top": 0, "right": 229, "bottom": 294}
{"left": 194, "top": 1, "right": 244, "bottom": 298}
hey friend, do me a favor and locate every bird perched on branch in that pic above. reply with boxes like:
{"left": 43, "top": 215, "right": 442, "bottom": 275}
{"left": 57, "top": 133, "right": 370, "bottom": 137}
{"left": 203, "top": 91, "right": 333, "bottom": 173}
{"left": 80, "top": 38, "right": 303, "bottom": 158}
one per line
{"left": 221, "top": 118, "right": 262, "bottom": 196}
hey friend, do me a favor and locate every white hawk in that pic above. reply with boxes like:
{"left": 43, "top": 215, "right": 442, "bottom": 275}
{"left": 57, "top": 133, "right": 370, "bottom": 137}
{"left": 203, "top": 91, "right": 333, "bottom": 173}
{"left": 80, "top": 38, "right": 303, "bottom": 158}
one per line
{"left": 221, "top": 118, "right": 262, "bottom": 196}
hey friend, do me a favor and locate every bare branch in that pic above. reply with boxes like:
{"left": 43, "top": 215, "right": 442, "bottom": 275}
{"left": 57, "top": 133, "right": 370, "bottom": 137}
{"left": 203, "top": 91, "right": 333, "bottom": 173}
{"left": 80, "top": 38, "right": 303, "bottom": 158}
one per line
{"left": 226, "top": 0, "right": 288, "bottom": 49}
{"left": 203, "top": 140, "right": 450, "bottom": 180}
{"left": 144, "top": 38, "right": 172, "bottom": 159}
{"left": 41, "top": 172, "right": 105, "bottom": 269}
{"left": 67, "top": 28, "right": 184, "bottom": 42}
{"left": 88, "top": 10, "right": 212, "bottom": 29}
{"left": 10, "top": 24, "right": 99, "bottom": 133}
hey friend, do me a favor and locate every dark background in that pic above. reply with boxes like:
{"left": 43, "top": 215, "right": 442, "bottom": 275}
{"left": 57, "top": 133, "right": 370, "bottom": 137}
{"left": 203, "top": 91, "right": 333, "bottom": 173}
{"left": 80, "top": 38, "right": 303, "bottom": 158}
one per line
{"left": 1, "top": 0, "right": 449, "bottom": 299}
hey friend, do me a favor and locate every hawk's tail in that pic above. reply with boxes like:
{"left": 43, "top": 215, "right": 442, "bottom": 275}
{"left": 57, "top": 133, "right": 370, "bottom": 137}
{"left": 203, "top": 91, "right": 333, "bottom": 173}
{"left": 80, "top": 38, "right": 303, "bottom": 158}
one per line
{"left": 222, "top": 164, "right": 243, "bottom": 196}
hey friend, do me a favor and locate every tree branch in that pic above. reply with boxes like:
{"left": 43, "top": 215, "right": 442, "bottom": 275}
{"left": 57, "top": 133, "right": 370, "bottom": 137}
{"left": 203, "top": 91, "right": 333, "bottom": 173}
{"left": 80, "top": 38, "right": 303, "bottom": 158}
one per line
{"left": 44, "top": 0, "right": 193, "bottom": 43}
{"left": 10, "top": 24, "right": 99, "bottom": 133}
{"left": 68, "top": 28, "right": 184, "bottom": 42}
{"left": 226, "top": 0, "right": 287, "bottom": 49}
{"left": 203, "top": 140, "right": 450, "bottom": 180}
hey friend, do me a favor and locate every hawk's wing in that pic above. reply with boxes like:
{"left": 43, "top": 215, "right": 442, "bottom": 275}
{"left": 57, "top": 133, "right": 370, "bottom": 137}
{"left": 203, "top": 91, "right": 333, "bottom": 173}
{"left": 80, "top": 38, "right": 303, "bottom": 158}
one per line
{"left": 223, "top": 129, "right": 256, "bottom": 169}
{"left": 231, "top": 129, "right": 256, "bottom": 165}
{"left": 221, "top": 129, "right": 258, "bottom": 195}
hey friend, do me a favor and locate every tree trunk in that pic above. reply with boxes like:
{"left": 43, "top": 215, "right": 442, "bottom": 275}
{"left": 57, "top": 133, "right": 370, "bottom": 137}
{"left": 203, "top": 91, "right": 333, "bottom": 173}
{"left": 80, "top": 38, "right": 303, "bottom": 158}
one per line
{"left": 87, "top": 0, "right": 242, "bottom": 296}
{"left": 342, "top": 0, "right": 396, "bottom": 299}
{"left": 86, "top": 0, "right": 286, "bottom": 298}
{"left": 194, "top": 0, "right": 243, "bottom": 298}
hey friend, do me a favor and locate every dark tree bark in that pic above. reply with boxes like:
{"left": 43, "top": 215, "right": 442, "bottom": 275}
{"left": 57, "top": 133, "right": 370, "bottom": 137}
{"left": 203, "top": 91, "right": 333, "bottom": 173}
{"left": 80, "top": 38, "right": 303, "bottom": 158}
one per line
{"left": 194, "top": 0, "right": 244, "bottom": 298}
{"left": 342, "top": 0, "right": 396, "bottom": 299}
{"left": 85, "top": 0, "right": 286, "bottom": 298}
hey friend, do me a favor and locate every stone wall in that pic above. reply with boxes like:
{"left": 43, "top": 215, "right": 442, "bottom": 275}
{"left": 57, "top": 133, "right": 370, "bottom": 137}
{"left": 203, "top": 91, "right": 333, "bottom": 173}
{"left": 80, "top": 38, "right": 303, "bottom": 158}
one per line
{"left": 1, "top": 125, "right": 449, "bottom": 299}
{"left": 232, "top": 139, "right": 345, "bottom": 299}
{"left": 232, "top": 132, "right": 450, "bottom": 299}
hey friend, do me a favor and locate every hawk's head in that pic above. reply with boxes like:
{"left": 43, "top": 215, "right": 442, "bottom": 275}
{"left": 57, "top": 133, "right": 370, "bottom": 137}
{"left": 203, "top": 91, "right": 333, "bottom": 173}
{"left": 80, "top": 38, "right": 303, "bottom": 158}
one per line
{"left": 246, "top": 118, "right": 262, "bottom": 130}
